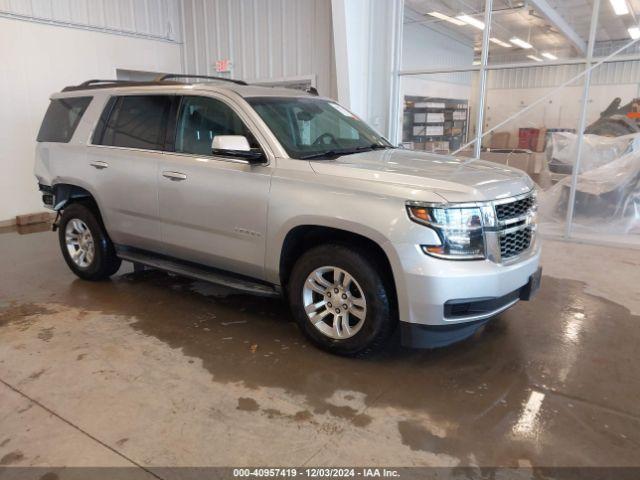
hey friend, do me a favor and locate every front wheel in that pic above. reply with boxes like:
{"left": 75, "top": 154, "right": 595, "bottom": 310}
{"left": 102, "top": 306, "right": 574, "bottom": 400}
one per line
{"left": 58, "top": 202, "right": 121, "bottom": 281}
{"left": 288, "top": 244, "right": 396, "bottom": 356}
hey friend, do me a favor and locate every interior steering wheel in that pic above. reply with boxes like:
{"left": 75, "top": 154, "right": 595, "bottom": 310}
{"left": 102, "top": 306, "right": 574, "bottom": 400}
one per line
{"left": 313, "top": 132, "right": 338, "bottom": 146}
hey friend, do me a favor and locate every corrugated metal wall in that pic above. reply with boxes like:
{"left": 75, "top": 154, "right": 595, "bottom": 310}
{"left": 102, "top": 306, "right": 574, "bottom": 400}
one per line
{"left": 488, "top": 61, "right": 640, "bottom": 89}
{"left": 181, "top": 0, "right": 336, "bottom": 97}
{"left": 0, "top": 0, "right": 181, "bottom": 42}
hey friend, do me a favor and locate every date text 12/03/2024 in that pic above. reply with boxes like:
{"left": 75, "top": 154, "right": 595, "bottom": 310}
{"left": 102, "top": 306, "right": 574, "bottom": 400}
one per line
{"left": 232, "top": 468, "right": 400, "bottom": 478}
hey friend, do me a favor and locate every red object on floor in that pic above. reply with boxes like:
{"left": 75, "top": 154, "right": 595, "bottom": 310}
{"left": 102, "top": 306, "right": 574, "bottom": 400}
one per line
{"left": 518, "top": 128, "right": 540, "bottom": 150}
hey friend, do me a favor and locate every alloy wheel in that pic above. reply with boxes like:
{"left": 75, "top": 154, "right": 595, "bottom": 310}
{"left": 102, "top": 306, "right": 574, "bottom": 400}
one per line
{"left": 302, "top": 266, "right": 367, "bottom": 339}
{"left": 65, "top": 218, "right": 95, "bottom": 268}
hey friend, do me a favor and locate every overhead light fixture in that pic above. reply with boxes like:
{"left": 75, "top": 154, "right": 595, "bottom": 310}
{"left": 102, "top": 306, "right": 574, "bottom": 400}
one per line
{"left": 541, "top": 52, "right": 558, "bottom": 60}
{"left": 490, "top": 37, "right": 512, "bottom": 48}
{"left": 629, "top": 27, "right": 640, "bottom": 39}
{"left": 527, "top": 55, "right": 543, "bottom": 62}
{"left": 473, "top": 60, "right": 481, "bottom": 65}
{"left": 609, "top": 0, "right": 630, "bottom": 16}
{"left": 427, "top": 11, "right": 467, "bottom": 26}
{"left": 457, "top": 14, "right": 485, "bottom": 30}
{"left": 510, "top": 37, "right": 533, "bottom": 49}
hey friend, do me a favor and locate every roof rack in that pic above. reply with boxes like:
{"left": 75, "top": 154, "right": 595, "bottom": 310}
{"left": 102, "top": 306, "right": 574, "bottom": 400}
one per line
{"left": 79, "top": 79, "right": 133, "bottom": 87}
{"left": 61, "top": 74, "right": 248, "bottom": 92}
{"left": 154, "top": 73, "right": 248, "bottom": 86}
{"left": 61, "top": 79, "right": 181, "bottom": 92}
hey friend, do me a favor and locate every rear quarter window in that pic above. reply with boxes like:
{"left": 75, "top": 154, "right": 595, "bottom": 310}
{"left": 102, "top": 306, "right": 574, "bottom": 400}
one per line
{"left": 37, "top": 97, "right": 92, "bottom": 143}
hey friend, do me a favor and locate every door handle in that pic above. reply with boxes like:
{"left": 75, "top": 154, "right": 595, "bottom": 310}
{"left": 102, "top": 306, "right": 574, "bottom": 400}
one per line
{"left": 162, "top": 171, "right": 187, "bottom": 181}
{"left": 90, "top": 161, "right": 109, "bottom": 170}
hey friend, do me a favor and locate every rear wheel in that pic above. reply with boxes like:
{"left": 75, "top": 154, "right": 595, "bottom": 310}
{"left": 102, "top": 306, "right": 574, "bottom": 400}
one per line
{"left": 58, "top": 202, "right": 121, "bottom": 280}
{"left": 288, "top": 244, "right": 396, "bottom": 356}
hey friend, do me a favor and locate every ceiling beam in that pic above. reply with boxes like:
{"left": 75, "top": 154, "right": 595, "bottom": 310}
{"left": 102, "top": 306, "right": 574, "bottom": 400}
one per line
{"left": 527, "top": 0, "right": 587, "bottom": 55}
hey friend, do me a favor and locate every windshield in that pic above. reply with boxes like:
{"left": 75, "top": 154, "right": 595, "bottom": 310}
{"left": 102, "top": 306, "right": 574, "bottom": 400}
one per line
{"left": 246, "top": 96, "right": 392, "bottom": 159}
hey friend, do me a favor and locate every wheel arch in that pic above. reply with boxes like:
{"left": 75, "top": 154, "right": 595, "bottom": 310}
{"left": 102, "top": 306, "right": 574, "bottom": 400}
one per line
{"left": 51, "top": 180, "right": 110, "bottom": 230}
{"left": 52, "top": 183, "right": 94, "bottom": 210}
{"left": 275, "top": 222, "right": 403, "bottom": 319}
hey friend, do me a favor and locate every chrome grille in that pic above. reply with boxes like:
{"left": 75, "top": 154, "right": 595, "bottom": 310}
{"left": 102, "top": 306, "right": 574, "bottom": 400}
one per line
{"left": 494, "top": 192, "right": 536, "bottom": 261}
{"left": 500, "top": 228, "right": 533, "bottom": 259}
{"left": 495, "top": 195, "right": 535, "bottom": 221}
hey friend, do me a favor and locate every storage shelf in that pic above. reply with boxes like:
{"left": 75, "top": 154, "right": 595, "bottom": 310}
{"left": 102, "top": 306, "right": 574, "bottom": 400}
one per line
{"left": 403, "top": 95, "right": 470, "bottom": 152}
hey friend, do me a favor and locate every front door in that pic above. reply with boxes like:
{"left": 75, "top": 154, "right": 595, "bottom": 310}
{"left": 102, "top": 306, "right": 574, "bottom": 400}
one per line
{"left": 158, "top": 95, "right": 272, "bottom": 280}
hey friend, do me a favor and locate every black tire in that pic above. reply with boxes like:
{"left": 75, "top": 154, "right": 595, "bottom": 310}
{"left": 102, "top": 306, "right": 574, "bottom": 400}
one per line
{"left": 288, "top": 244, "right": 396, "bottom": 356}
{"left": 58, "top": 202, "right": 121, "bottom": 281}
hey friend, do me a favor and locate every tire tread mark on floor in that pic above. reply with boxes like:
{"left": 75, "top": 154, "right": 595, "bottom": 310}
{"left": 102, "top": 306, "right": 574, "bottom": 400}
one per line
{"left": 0, "top": 377, "right": 164, "bottom": 479}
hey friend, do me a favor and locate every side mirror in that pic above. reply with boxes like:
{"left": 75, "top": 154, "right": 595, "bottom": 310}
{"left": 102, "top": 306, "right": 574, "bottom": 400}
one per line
{"left": 211, "top": 135, "right": 265, "bottom": 163}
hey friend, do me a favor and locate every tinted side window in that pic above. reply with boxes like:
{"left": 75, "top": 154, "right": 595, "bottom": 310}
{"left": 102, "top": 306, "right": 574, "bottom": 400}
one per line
{"left": 37, "top": 97, "right": 92, "bottom": 143}
{"left": 175, "top": 96, "right": 259, "bottom": 156}
{"left": 100, "top": 95, "right": 172, "bottom": 150}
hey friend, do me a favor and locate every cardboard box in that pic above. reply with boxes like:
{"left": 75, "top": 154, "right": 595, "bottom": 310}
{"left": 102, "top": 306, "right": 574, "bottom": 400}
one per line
{"left": 15, "top": 211, "right": 55, "bottom": 226}
{"left": 480, "top": 150, "right": 538, "bottom": 176}
{"left": 490, "top": 132, "right": 511, "bottom": 149}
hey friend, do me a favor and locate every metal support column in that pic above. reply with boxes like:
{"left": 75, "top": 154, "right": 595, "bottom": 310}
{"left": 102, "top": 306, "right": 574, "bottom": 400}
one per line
{"left": 473, "top": 0, "right": 494, "bottom": 159}
{"left": 564, "top": 0, "right": 601, "bottom": 238}
{"left": 388, "top": 0, "right": 405, "bottom": 145}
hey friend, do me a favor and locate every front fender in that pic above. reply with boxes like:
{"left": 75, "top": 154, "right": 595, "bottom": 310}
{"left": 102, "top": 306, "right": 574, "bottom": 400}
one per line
{"left": 265, "top": 215, "right": 412, "bottom": 323}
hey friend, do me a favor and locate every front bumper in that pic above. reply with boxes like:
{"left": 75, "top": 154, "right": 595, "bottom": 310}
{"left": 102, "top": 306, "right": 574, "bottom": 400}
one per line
{"left": 401, "top": 267, "right": 542, "bottom": 348}
{"left": 392, "top": 237, "right": 541, "bottom": 341}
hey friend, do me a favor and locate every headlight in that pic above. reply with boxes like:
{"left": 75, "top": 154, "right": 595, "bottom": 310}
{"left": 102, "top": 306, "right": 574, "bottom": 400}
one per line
{"left": 407, "top": 203, "right": 485, "bottom": 260}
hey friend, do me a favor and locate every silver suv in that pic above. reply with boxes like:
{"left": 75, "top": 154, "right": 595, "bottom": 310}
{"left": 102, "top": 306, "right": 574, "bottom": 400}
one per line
{"left": 34, "top": 75, "right": 541, "bottom": 356}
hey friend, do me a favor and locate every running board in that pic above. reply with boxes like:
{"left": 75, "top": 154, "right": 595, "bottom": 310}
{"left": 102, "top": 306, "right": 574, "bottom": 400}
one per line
{"left": 116, "top": 247, "right": 280, "bottom": 298}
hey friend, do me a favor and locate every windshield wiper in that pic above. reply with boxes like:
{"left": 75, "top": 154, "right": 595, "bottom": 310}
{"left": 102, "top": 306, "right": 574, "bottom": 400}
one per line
{"left": 300, "top": 143, "right": 393, "bottom": 160}
{"left": 300, "top": 148, "right": 359, "bottom": 160}
{"left": 356, "top": 143, "right": 394, "bottom": 152}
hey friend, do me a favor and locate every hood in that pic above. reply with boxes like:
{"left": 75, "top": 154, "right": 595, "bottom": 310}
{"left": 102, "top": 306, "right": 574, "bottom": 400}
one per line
{"left": 308, "top": 148, "right": 534, "bottom": 202}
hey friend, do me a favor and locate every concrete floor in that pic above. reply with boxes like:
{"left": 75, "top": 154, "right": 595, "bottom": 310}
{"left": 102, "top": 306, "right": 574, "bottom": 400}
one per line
{"left": 1, "top": 224, "right": 639, "bottom": 472}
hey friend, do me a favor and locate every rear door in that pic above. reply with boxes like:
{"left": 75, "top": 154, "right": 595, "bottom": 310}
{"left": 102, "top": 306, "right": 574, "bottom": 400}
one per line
{"left": 88, "top": 94, "right": 174, "bottom": 252}
{"left": 158, "top": 94, "right": 273, "bottom": 279}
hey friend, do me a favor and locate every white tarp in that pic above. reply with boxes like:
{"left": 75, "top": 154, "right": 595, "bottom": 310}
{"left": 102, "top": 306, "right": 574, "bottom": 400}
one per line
{"left": 540, "top": 132, "right": 640, "bottom": 234}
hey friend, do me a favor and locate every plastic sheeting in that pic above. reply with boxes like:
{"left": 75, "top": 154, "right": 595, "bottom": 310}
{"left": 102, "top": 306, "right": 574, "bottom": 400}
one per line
{"left": 539, "top": 132, "right": 640, "bottom": 234}
{"left": 548, "top": 132, "right": 637, "bottom": 172}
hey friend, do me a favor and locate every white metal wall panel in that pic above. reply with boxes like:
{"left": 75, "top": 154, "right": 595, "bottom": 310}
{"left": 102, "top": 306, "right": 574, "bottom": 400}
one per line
{"left": 52, "top": 0, "right": 72, "bottom": 22}
{"left": 182, "top": 0, "right": 336, "bottom": 97}
{"left": 71, "top": 0, "right": 90, "bottom": 24}
{"left": 488, "top": 61, "right": 640, "bottom": 90}
{"left": 31, "top": 0, "right": 53, "bottom": 18}
{"left": 0, "top": 0, "right": 181, "bottom": 41}
{"left": 86, "top": 0, "right": 104, "bottom": 27}
{"left": 255, "top": 0, "right": 270, "bottom": 78}
{"left": 182, "top": 0, "right": 196, "bottom": 70}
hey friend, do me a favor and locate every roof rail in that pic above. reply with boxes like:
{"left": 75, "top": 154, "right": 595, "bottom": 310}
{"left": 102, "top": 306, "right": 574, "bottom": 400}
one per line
{"left": 61, "top": 79, "right": 181, "bottom": 92}
{"left": 62, "top": 74, "right": 248, "bottom": 93}
{"left": 155, "top": 73, "right": 248, "bottom": 86}
{"left": 78, "top": 79, "right": 132, "bottom": 87}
